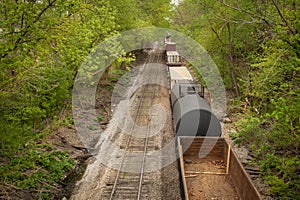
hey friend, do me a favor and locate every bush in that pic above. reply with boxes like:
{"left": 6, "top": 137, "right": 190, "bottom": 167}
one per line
{"left": 234, "top": 115, "right": 300, "bottom": 199}
{"left": 0, "top": 144, "right": 74, "bottom": 197}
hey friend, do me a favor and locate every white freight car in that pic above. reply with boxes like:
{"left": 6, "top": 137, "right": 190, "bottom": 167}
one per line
{"left": 166, "top": 51, "right": 181, "bottom": 66}
{"left": 169, "top": 66, "right": 193, "bottom": 89}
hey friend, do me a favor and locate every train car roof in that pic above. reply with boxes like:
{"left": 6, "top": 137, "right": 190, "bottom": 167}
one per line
{"left": 165, "top": 42, "right": 176, "bottom": 44}
{"left": 169, "top": 67, "right": 193, "bottom": 81}
{"left": 166, "top": 51, "right": 179, "bottom": 55}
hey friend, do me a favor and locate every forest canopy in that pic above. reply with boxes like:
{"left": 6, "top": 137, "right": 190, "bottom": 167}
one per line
{"left": 0, "top": 0, "right": 299, "bottom": 199}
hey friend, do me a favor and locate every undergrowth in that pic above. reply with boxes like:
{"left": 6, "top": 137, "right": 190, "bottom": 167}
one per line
{"left": 231, "top": 110, "right": 300, "bottom": 199}
{"left": 0, "top": 119, "right": 74, "bottom": 199}
{"left": 0, "top": 53, "right": 135, "bottom": 199}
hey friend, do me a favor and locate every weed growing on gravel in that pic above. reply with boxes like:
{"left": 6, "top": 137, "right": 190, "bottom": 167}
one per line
{"left": 97, "top": 115, "right": 104, "bottom": 122}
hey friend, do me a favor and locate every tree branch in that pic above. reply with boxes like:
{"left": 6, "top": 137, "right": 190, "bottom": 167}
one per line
{"left": 1, "top": 0, "right": 57, "bottom": 59}
{"left": 209, "top": 25, "right": 224, "bottom": 45}
{"left": 271, "top": 0, "right": 296, "bottom": 35}
{"left": 218, "top": 0, "right": 273, "bottom": 27}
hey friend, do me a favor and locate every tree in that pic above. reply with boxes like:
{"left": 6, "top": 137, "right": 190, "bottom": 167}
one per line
{"left": 172, "top": 0, "right": 300, "bottom": 198}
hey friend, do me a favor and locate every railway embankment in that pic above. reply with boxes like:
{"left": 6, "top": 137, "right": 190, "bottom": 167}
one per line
{"left": 70, "top": 49, "right": 181, "bottom": 200}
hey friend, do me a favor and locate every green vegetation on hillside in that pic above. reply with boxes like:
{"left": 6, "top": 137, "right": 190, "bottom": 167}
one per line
{"left": 0, "top": 0, "right": 171, "bottom": 199}
{"left": 172, "top": 0, "right": 299, "bottom": 198}
{"left": 1, "top": 0, "right": 299, "bottom": 199}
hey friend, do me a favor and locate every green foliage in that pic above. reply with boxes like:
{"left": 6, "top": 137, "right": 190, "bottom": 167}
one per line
{"left": 0, "top": 145, "right": 74, "bottom": 197}
{"left": 97, "top": 115, "right": 104, "bottom": 122}
{"left": 231, "top": 114, "right": 276, "bottom": 158}
{"left": 108, "top": 0, "right": 148, "bottom": 30}
{"left": 59, "top": 115, "right": 74, "bottom": 128}
{"left": 137, "top": 0, "right": 172, "bottom": 27}
{"left": 0, "top": 0, "right": 117, "bottom": 127}
{"left": 259, "top": 155, "right": 300, "bottom": 199}
{"left": 87, "top": 125, "right": 97, "bottom": 130}
{"left": 0, "top": 0, "right": 171, "bottom": 198}
{"left": 0, "top": 117, "right": 74, "bottom": 195}
{"left": 174, "top": 1, "right": 299, "bottom": 198}
{"left": 0, "top": 114, "right": 75, "bottom": 199}
{"left": 233, "top": 114, "right": 299, "bottom": 199}
{"left": 0, "top": 121, "right": 33, "bottom": 157}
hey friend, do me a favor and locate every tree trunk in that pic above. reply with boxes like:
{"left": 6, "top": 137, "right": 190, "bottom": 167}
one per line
{"left": 227, "top": 23, "right": 240, "bottom": 97}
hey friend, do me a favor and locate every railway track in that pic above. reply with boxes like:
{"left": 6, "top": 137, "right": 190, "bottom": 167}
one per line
{"left": 101, "top": 49, "right": 164, "bottom": 200}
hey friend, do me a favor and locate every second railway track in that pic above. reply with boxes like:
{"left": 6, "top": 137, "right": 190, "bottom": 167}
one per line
{"left": 101, "top": 49, "right": 166, "bottom": 200}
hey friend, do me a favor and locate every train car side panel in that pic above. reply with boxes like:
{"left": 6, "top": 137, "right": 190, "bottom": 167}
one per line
{"left": 178, "top": 137, "right": 262, "bottom": 200}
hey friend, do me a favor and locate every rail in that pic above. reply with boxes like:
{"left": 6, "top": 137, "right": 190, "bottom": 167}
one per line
{"left": 108, "top": 49, "right": 161, "bottom": 200}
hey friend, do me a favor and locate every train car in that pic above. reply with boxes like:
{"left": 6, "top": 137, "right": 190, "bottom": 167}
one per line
{"left": 169, "top": 67, "right": 221, "bottom": 137}
{"left": 167, "top": 38, "right": 262, "bottom": 200}
{"left": 164, "top": 34, "right": 181, "bottom": 66}
{"left": 169, "top": 67, "right": 193, "bottom": 89}
{"left": 178, "top": 137, "right": 262, "bottom": 200}
{"left": 165, "top": 42, "right": 176, "bottom": 51}
{"left": 166, "top": 51, "right": 181, "bottom": 66}
{"left": 165, "top": 42, "right": 181, "bottom": 66}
